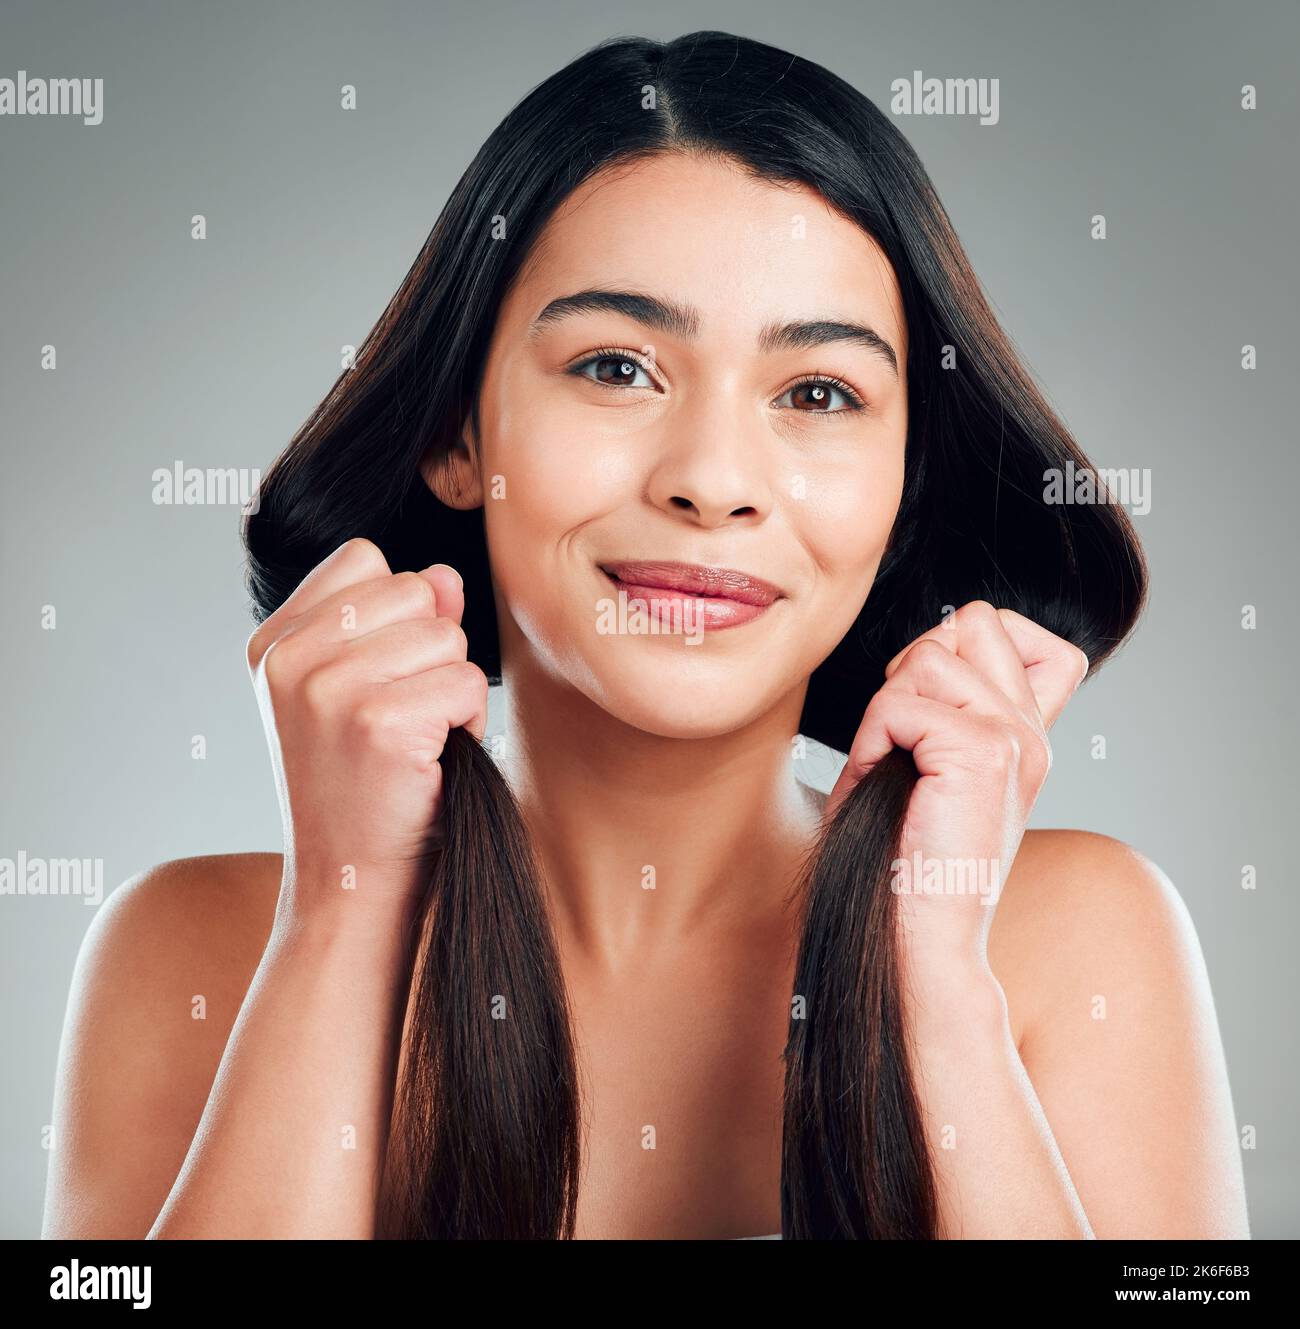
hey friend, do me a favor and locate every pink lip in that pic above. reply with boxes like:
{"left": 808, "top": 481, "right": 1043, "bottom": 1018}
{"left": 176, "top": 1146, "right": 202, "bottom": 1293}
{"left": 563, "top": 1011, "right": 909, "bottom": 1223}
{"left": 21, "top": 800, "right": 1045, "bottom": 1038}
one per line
{"left": 598, "top": 560, "right": 784, "bottom": 631}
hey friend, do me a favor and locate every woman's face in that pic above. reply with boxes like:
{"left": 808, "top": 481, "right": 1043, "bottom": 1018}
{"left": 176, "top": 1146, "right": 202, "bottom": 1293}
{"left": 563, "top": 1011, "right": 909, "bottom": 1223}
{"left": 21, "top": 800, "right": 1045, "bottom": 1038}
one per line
{"left": 428, "top": 151, "right": 909, "bottom": 739}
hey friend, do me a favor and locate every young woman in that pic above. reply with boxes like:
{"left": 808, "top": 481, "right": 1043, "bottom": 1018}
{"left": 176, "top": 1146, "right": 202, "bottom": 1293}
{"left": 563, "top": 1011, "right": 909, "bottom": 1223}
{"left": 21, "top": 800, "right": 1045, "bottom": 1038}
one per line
{"left": 43, "top": 31, "right": 1249, "bottom": 1241}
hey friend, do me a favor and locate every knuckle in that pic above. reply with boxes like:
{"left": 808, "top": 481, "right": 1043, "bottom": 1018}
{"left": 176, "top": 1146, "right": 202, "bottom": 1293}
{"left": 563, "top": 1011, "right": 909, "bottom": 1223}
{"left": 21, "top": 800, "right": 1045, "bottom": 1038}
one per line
{"left": 299, "top": 662, "right": 342, "bottom": 714}
{"left": 330, "top": 538, "right": 379, "bottom": 576}
{"left": 865, "top": 688, "right": 893, "bottom": 719}
{"left": 339, "top": 536, "right": 381, "bottom": 565}
{"left": 245, "top": 624, "right": 270, "bottom": 670}
{"left": 908, "top": 638, "right": 950, "bottom": 673}
{"left": 350, "top": 699, "right": 390, "bottom": 741}
{"left": 866, "top": 686, "right": 908, "bottom": 727}
{"left": 456, "top": 659, "right": 489, "bottom": 697}
{"left": 435, "top": 617, "right": 469, "bottom": 656}
{"left": 323, "top": 538, "right": 390, "bottom": 585}
{"left": 910, "top": 637, "right": 948, "bottom": 660}
{"left": 958, "top": 599, "right": 999, "bottom": 627}
{"left": 259, "top": 634, "right": 297, "bottom": 687}
{"left": 975, "top": 720, "right": 1020, "bottom": 771}
{"left": 393, "top": 570, "right": 436, "bottom": 611}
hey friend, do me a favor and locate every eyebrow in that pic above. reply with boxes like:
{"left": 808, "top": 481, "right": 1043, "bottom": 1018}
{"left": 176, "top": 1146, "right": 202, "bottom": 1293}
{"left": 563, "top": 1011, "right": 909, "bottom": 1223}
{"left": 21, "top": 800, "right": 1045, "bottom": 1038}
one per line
{"left": 527, "top": 288, "right": 900, "bottom": 379}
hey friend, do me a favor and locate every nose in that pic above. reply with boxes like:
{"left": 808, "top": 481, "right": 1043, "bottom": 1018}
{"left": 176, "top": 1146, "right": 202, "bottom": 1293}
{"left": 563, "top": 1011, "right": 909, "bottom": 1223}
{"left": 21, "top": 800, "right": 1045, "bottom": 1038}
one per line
{"left": 645, "top": 395, "right": 775, "bottom": 528}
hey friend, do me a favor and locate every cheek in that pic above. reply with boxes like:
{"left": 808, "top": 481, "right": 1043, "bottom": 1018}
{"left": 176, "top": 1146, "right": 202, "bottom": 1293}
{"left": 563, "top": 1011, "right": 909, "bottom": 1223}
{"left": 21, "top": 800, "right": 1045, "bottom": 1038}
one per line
{"left": 486, "top": 390, "right": 638, "bottom": 539}
{"left": 478, "top": 405, "right": 636, "bottom": 656}
{"left": 781, "top": 444, "right": 905, "bottom": 666}
{"left": 795, "top": 445, "right": 905, "bottom": 587}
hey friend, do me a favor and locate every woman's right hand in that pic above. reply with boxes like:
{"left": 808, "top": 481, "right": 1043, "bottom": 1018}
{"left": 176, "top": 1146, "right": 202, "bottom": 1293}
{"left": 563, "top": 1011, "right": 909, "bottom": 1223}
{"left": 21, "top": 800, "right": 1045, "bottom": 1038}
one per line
{"left": 245, "top": 537, "right": 489, "bottom": 921}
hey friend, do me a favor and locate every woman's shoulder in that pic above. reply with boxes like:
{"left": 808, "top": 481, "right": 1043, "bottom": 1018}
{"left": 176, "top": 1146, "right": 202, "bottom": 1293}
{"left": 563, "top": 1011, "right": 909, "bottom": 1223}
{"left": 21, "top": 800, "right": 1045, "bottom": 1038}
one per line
{"left": 44, "top": 853, "right": 285, "bottom": 1236}
{"left": 803, "top": 786, "right": 1182, "bottom": 1049}
{"left": 997, "top": 829, "right": 1186, "bottom": 950}
{"left": 91, "top": 851, "right": 284, "bottom": 967}
{"left": 69, "top": 850, "right": 286, "bottom": 1062}
{"left": 79, "top": 852, "right": 287, "bottom": 1026}
{"left": 986, "top": 831, "right": 1248, "bottom": 1237}
{"left": 992, "top": 829, "right": 1197, "bottom": 1049}
{"left": 64, "top": 850, "right": 285, "bottom": 1070}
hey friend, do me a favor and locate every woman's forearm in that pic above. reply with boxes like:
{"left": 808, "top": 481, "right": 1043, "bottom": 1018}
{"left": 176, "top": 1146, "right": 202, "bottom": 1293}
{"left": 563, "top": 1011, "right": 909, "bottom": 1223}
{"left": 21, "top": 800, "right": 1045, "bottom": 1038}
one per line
{"left": 901, "top": 949, "right": 1094, "bottom": 1239}
{"left": 147, "top": 896, "right": 415, "bottom": 1239}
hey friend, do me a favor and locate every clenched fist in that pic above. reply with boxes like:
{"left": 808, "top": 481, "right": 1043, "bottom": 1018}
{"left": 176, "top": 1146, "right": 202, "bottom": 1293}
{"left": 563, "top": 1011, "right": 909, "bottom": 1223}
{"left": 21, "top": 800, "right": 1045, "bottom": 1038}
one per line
{"left": 825, "top": 600, "right": 1089, "bottom": 974}
{"left": 245, "top": 538, "right": 489, "bottom": 921}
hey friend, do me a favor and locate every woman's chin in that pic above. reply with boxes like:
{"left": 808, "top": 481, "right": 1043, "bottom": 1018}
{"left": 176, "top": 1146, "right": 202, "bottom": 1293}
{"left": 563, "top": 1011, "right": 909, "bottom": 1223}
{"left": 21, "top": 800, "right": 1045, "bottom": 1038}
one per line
{"left": 584, "top": 668, "right": 781, "bottom": 742}
{"left": 606, "top": 704, "right": 760, "bottom": 741}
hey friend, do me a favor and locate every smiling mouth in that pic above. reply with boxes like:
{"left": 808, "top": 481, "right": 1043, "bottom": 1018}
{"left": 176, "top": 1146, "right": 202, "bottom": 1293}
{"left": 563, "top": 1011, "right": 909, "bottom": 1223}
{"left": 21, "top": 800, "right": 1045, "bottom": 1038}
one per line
{"left": 598, "top": 560, "right": 783, "bottom": 631}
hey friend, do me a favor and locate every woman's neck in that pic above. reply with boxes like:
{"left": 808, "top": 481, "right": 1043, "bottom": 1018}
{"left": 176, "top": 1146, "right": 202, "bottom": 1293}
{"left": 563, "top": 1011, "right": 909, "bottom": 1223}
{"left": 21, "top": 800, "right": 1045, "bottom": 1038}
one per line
{"left": 496, "top": 660, "right": 825, "bottom": 976}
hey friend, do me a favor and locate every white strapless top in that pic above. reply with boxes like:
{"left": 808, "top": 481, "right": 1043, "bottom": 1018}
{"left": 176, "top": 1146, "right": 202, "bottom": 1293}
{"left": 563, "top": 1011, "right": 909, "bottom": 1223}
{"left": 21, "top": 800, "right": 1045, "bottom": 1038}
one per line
{"left": 736, "top": 1232, "right": 782, "bottom": 1239}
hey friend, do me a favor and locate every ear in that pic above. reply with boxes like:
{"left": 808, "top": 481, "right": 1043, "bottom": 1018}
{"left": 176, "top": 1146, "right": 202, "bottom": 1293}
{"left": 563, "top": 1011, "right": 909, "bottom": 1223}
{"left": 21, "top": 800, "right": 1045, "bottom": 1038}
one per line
{"left": 419, "top": 423, "right": 483, "bottom": 510}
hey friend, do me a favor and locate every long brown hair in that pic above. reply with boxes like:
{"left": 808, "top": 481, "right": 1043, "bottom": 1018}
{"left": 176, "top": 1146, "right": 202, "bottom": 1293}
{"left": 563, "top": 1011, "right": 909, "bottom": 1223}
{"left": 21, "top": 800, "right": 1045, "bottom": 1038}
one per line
{"left": 244, "top": 31, "right": 1147, "bottom": 1238}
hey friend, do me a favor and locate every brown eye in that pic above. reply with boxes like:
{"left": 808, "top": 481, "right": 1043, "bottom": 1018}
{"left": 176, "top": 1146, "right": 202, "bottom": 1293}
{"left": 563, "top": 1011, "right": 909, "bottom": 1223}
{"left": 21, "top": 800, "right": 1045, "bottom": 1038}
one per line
{"left": 778, "top": 376, "right": 865, "bottom": 414}
{"left": 569, "top": 350, "right": 656, "bottom": 390}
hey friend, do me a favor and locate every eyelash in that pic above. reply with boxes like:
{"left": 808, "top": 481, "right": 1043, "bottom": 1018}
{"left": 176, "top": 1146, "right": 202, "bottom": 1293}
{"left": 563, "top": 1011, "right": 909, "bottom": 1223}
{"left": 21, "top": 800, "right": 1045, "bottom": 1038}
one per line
{"left": 566, "top": 347, "right": 869, "bottom": 415}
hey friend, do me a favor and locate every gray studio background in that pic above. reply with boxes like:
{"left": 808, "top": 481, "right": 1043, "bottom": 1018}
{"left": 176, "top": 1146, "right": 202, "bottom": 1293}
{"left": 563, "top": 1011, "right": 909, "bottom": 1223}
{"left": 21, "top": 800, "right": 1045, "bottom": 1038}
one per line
{"left": 2, "top": 0, "right": 1296, "bottom": 1237}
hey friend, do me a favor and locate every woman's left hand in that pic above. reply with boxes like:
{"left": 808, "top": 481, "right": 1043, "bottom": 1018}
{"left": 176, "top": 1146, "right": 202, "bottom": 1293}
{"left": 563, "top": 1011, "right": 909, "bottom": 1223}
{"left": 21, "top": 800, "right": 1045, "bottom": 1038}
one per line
{"left": 823, "top": 600, "right": 1090, "bottom": 976}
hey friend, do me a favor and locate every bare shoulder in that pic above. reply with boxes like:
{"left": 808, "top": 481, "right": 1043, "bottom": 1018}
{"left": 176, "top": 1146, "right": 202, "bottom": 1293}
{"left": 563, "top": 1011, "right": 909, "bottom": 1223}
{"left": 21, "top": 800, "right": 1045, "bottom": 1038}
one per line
{"left": 798, "top": 796, "right": 1191, "bottom": 1057}
{"left": 43, "top": 853, "right": 283, "bottom": 1238}
{"left": 992, "top": 828, "right": 1189, "bottom": 943}
{"left": 989, "top": 829, "right": 1197, "bottom": 1047}
{"left": 986, "top": 829, "right": 1249, "bottom": 1236}
{"left": 75, "top": 852, "right": 284, "bottom": 1002}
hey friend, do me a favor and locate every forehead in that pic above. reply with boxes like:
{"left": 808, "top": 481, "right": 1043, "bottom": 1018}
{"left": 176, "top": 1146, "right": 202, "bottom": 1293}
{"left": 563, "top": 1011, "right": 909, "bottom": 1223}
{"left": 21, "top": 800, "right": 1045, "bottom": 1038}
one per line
{"left": 507, "top": 152, "right": 907, "bottom": 359}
